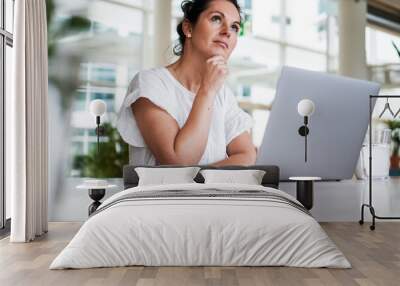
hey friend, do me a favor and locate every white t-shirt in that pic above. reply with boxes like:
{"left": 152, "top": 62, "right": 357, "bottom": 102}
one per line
{"left": 116, "top": 67, "right": 253, "bottom": 165}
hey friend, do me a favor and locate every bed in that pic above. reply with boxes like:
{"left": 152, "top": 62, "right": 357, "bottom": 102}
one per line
{"left": 50, "top": 165, "right": 350, "bottom": 269}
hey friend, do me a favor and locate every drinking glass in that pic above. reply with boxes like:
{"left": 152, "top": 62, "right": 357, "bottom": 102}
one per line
{"left": 362, "top": 128, "right": 391, "bottom": 179}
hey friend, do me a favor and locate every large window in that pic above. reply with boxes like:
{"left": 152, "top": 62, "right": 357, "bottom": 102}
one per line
{"left": 366, "top": 25, "right": 400, "bottom": 119}
{"left": 1, "top": 0, "right": 14, "bottom": 231}
{"left": 366, "top": 26, "right": 400, "bottom": 65}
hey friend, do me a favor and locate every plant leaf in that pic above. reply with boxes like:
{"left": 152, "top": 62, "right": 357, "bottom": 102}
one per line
{"left": 392, "top": 41, "right": 400, "bottom": 58}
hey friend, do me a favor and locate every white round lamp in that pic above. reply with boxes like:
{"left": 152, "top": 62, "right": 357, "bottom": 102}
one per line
{"left": 297, "top": 99, "right": 315, "bottom": 117}
{"left": 83, "top": 100, "right": 108, "bottom": 202}
{"left": 89, "top": 99, "right": 107, "bottom": 156}
{"left": 89, "top": 99, "right": 106, "bottom": 117}
{"left": 297, "top": 99, "right": 315, "bottom": 162}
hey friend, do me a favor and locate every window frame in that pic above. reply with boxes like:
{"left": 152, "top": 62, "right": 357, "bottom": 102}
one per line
{"left": 1, "top": 0, "right": 14, "bottom": 232}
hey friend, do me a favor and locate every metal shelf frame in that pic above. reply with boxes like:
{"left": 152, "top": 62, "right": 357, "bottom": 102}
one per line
{"left": 359, "top": 95, "right": 400, "bottom": 230}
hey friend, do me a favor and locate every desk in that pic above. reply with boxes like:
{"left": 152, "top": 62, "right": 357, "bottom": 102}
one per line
{"left": 288, "top": 177, "right": 322, "bottom": 210}
{"left": 280, "top": 177, "right": 400, "bottom": 222}
{"left": 77, "top": 183, "right": 117, "bottom": 216}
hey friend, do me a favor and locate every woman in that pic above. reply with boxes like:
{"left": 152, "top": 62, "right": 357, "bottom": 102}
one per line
{"left": 117, "top": 0, "right": 256, "bottom": 166}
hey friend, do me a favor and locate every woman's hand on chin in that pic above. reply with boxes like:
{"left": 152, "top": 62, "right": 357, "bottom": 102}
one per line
{"left": 200, "top": 55, "right": 228, "bottom": 96}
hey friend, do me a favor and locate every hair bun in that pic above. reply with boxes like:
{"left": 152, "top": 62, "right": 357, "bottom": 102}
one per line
{"left": 181, "top": 0, "right": 194, "bottom": 18}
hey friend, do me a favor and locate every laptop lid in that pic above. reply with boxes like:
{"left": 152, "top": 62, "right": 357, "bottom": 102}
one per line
{"left": 256, "top": 66, "right": 381, "bottom": 180}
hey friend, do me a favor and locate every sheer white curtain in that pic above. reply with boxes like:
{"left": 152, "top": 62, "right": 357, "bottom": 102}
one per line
{"left": 8, "top": 0, "right": 48, "bottom": 242}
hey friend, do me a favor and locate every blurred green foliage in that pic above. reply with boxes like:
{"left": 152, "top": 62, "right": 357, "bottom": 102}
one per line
{"left": 385, "top": 120, "right": 400, "bottom": 130}
{"left": 388, "top": 42, "right": 400, "bottom": 156}
{"left": 46, "top": 0, "right": 91, "bottom": 111}
{"left": 46, "top": 0, "right": 91, "bottom": 58}
{"left": 73, "top": 123, "right": 129, "bottom": 178}
{"left": 392, "top": 41, "right": 400, "bottom": 58}
{"left": 383, "top": 120, "right": 400, "bottom": 156}
{"left": 46, "top": 1, "right": 128, "bottom": 178}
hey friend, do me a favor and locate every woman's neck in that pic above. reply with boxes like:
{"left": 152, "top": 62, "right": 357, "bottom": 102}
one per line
{"left": 167, "top": 50, "right": 207, "bottom": 94}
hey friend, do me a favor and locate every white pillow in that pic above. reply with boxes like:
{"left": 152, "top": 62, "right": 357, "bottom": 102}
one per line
{"left": 200, "top": 169, "right": 266, "bottom": 185}
{"left": 135, "top": 167, "right": 200, "bottom": 186}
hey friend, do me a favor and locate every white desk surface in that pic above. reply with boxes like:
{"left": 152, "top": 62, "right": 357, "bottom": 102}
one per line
{"left": 280, "top": 177, "right": 400, "bottom": 222}
{"left": 289, "top": 176, "right": 322, "bottom": 181}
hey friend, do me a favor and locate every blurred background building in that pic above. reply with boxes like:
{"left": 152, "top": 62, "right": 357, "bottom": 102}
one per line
{"left": 35, "top": 0, "right": 400, "bottom": 219}
{"left": 2, "top": 0, "right": 400, "bottom": 222}
{"left": 27, "top": 0, "right": 390, "bottom": 185}
{"left": 47, "top": 0, "right": 400, "bottom": 171}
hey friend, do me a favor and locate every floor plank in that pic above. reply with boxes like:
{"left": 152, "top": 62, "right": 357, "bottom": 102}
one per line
{"left": 0, "top": 222, "right": 399, "bottom": 286}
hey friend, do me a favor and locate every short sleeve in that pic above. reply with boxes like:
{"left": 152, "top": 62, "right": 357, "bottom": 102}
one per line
{"left": 116, "top": 69, "right": 178, "bottom": 147}
{"left": 224, "top": 86, "right": 254, "bottom": 145}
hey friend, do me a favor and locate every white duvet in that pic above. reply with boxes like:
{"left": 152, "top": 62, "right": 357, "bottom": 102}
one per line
{"left": 50, "top": 183, "right": 351, "bottom": 269}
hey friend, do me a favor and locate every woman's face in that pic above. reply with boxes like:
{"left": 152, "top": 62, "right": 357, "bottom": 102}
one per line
{"left": 187, "top": 0, "right": 241, "bottom": 60}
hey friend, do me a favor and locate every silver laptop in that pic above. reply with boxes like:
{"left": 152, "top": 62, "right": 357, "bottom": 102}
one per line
{"left": 256, "top": 66, "right": 381, "bottom": 180}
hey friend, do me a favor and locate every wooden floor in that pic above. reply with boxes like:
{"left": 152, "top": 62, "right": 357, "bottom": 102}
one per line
{"left": 0, "top": 222, "right": 399, "bottom": 286}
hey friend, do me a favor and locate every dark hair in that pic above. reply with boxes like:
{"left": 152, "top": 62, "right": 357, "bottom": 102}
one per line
{"left": 173, "top": 0, "right": 241, "bottom": 56}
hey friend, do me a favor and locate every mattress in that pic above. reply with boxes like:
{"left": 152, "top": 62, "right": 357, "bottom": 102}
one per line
{"left": 50, "top": 183, "right": 351, "bottom": 269}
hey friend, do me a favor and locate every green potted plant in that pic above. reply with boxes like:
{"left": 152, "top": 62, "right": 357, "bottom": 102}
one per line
{"left": 384, "top": 120, "right": 400, "bottom": 174}
{"left": 381, "top": 42, "right": 400, "bottom": 175}
{"left": 391, "top": 128, "right": 400, "bottom": 171}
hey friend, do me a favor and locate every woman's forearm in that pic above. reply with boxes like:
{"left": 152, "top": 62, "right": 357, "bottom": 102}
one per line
{"left": 171, "top": 88, "right": 216, "bottom": 164}
{"left": 211, "top": 151, "right": 256, "bottom": 167}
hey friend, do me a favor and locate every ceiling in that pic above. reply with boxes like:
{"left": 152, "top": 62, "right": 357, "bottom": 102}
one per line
{"left": 368, "top": 0, "right": 400, "bottom": 11}
{"left": 368, "top": 0, "right": 400, "bottom": 33}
